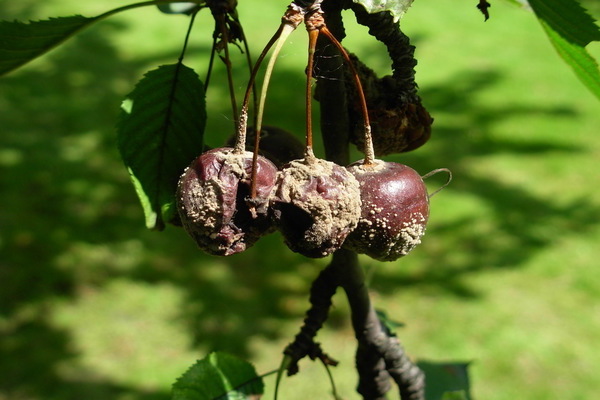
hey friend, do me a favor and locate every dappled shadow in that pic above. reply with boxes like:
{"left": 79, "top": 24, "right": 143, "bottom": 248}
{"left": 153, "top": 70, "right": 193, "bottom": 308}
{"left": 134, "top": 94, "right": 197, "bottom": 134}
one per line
{"left": 1, "top": 5, "right": 598, "bottom": 400}
{"left": 0, "top": 313, "right": 168, "bottom": 400}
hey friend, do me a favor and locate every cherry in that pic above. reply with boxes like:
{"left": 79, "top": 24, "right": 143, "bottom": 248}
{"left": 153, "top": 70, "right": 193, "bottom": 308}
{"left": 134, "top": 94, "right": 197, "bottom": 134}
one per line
{"left": 176, "top": 147, "right": 278, "bottom": 256}
{"left": 344, "top": 160, "right": 429, "bottom": 261}
{"left": 272, "top": 156, "right": 362, "bottom": 258}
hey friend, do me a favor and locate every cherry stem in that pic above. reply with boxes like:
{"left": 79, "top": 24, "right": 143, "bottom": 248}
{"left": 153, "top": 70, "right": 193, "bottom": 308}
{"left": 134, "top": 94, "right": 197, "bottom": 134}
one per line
{"left": 236, "top": 34, "right": 276, "bottom": 210}
{"left": 235, "top": 4, "right": 305, "bottom": 154}
{"left": 244, "top": 6, "right": 306, "bottom": 200}
{"left": 248, "top": 23, "right": 295, "bottom": 199}
{"left": 233, "top": 24, "right": 284, "bottom": 154}
{"left": 236, "top": 12, "right": 302, "bottom": 201}
{"left": 239, "top": 21, "right": 259, "bottom": 131}
{"left": 319, "top": 26, "right": 375, "bottom": 165}
{"left": 176, "top": 10, "right": 198, "bottom": 66}
{"left": 305, "top": 28, "right": 319, "bottom": 159}
{"left": 254, "top": 23, "right": 296, "bottom": 153}
{"left": 204, "top": 36, "right": 217, "bottom": 94}
{"left": 421, "top": 167, "right": 453, "bottom": 198}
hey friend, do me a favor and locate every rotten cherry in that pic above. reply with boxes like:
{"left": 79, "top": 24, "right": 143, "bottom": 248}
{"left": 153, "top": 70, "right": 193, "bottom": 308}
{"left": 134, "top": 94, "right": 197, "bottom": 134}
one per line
{"left": 344, "top": 160, "right": 429, "bottom": 261}
{"left": 272, "top": 156, "right": 362, "bottom": 258}
{"left": 176, "top": 147, "right": 278, "bottom": 256}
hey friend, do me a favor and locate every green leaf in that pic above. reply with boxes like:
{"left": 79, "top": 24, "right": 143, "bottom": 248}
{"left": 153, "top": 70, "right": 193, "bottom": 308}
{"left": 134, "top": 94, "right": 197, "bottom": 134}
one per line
{"left": 172, "top": 352, "right": 264, "bottom": 400}
{"left": 352, "top": 0, "right": 415, "bottom": 22}
{"left": 0, "top": 1, "right": 190, "bottom": 76}
{"left": 528, "top": 0, "right": 600, "bottom": 100}
{"left": 539, "top": 18, "right": 600, "bottom": 100}
{"left": 117, "top": 63, "right": 206, "bottom": 230}
{"left": 376, "top": 309, "right": 405, "bottom": 331}
{"left": 0, "top": 16, "right": 97, "bottom": 76}
{"left": 528, "top": 0, "right": 600, "bottom": 46}
{"left": 417, "top": 361, "right": 472, "bottom": 400}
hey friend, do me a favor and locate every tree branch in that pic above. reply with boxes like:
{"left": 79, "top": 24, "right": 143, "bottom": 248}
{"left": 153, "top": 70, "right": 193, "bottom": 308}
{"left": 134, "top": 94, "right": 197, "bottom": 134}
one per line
{"left": 332, "top": 249, "right": 392, "bottom": 399}
{"left": 283, "top": 262, "right": 339, "bottom": 375}
{"left": 348, "top": 2, "right": 418, "bottom": 102}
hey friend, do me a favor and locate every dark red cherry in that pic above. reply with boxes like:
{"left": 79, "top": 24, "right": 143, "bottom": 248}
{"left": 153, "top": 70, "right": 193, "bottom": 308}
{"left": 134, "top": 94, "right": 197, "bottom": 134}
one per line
{"left": 176, "top": 147, "right": 278, "bottom": 256}
{"left": 344, "top": 160, "right": 429, "bottom": 261}
{"left": 272, "top": 156, "right": 361, "bottom": 258}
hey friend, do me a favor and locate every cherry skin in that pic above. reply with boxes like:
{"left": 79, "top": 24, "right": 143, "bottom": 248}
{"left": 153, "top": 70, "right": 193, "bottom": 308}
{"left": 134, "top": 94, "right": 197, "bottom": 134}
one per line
{"left": 272, "top": 156, "right": 362, "bottom": 258}
{"left": 176, "top": 147, "right": 278, "bottom": 256}
{"left": 344, "top": 160, "right": 429, "bottom": 261}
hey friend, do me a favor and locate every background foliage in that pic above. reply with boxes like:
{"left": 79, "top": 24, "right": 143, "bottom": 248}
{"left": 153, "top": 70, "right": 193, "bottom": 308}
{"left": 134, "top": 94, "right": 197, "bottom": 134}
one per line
{"left": 1, "top": 0, "right": 599, "bottom": 399}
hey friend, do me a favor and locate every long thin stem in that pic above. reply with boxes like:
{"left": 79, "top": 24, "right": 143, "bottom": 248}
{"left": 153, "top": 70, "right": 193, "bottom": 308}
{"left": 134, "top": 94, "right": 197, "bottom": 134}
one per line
{"left": 254, "top": 24, "right": 296, "bottom": 148}
{"left": 177, "top": 9, "right": 198, "bottom": 63}
{"left": 244, "top": 2, "right": 305, "bottom": 152}
{"left": 204, "top": 36, "right": 217, "bottom": 93}
{"left": 234, "top": 24, "right": 284, "bottom": 154}
{"left": 422, "top": 168, "right": 453, "bottom": 198}
{"left": 246, "top": 23, "right": 296, "bottom": 199}
{"left": 273, "top": 355, "right": 292, "bottom": 400}
{"left": 238, "top": 19, "right": 260, "bottom": 130}
{"left": 319, "top": 26, "right": 375, "bottom": 165}
{"left": 216, "top": 14, "right": 239, "bottom": 124}
{"left": 305, "top": 28, "right": 319, "bottom": 158}
{"left": 321, "top": 359, "right": 340, "bottom": 400}
{"left": 96, "top": 0, "right": 202, "bottom": 21}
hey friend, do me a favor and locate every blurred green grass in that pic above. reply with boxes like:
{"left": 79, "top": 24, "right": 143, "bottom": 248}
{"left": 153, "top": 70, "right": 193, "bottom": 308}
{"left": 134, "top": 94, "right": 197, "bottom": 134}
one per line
{"left": 1, "top": 1, "right": 599, "bottom": 399}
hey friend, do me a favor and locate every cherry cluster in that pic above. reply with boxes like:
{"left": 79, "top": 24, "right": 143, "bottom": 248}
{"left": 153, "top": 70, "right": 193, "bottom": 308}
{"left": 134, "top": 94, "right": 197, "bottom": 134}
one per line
{"left": 176, "top": 137, "right": 430, "bottom": 261}
{"left": 176, "top": 1, "right": 443, "bottom": 262}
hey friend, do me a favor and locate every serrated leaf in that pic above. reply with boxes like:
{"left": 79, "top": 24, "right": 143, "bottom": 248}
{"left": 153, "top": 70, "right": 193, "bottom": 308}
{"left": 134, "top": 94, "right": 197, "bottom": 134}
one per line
{"left": 538, "top": 18, "right": 600, "bottom": 100}
{"left": 172, "top": 352, "right": 264, "bottom": 400}
{"left": 417, "top": 361, "right": 472, "bottom": 400}
{"left": 0, "top": 16, "right": 97, "bottom": 76}
{"left": 352, "top": 0, "right": 414, "bottom": 22}
{"left": 117, "top": 63, "right": 206, "bottom": 230}
{"left": 527, "top": 0, "right": 600, "bottom": 100}
{"left": 528, "top": 0, "right": 600, "bottom": 46}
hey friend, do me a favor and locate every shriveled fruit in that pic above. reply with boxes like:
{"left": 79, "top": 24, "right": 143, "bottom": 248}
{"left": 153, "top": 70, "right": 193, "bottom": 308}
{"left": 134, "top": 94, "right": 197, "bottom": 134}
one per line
{"left": 177, "top": 147, "right": 278, "bottom": 256}
{"left": 344, "top": 160, "right": 429, "bottom": 261}
{"left": 272, "top": 156, "right": 361, "bottom": 258}
{"left": 343, "top": 53, "right": 432, "bottom": 156}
